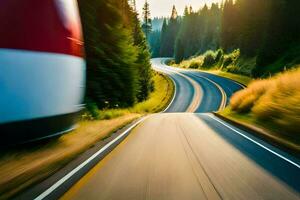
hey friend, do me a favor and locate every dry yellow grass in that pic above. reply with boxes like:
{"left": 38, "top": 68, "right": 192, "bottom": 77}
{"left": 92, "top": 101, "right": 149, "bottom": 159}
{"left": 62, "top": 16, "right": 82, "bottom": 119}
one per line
{"left": 0, "top": 114, "right": 140, "bottom": 199}
{"left": 230, "top": 67, "right": 300, "bottom": 137}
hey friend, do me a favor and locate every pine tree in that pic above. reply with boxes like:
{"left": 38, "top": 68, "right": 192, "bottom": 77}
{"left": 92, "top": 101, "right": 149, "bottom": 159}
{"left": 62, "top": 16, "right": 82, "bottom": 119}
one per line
{"left": 78, "top": 0, "right": 153, "bottom": 109}
{"left": 221, "top": 0, "right": 237, "bottom": 51}
{"left": 189, "top": 6, "right": 193, "bottom": 14}
{"left": 175, "top": 38, "right": 184, "bottom": 63}
{"left": 171, "top": 5, "right": 178, "bottom": 19}
{"left": 255, "top": 0, "right": 300, "bottom": 76}
{"left": 79, "top": 0, "right": 139, "bottom": 108}
{"left": 142, "top": 0, "right": 152, "bottom": 38}
{"left": 159, "top": 19, "right": 168, "bottom": 56}
{"left": 125, "top": 0, "right": 154, "bottom": 101}
{"left": 184, "top": 6, "right": 189, "bottom": 16}
{"left": 159, "top": 6, "right": 180, "bottom": 57}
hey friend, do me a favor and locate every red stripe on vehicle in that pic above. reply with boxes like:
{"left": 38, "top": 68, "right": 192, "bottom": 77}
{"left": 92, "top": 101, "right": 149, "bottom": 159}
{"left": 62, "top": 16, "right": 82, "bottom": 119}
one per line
{"left": 0, "top": 0, "right": 84, "bottom": 57}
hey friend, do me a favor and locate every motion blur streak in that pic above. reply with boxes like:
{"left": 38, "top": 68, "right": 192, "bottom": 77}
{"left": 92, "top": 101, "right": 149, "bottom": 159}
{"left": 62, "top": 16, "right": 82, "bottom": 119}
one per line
{"left": 62, "top": 113, "right": 300, "bottom": 200}
{"left": 0, "top": 0, "right": 85, "bottom": 144}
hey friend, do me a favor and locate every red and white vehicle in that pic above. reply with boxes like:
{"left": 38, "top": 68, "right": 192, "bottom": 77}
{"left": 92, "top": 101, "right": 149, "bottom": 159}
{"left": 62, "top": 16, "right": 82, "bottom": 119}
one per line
{"left": 0, "top": 0, "right": 86, "bottom": 144}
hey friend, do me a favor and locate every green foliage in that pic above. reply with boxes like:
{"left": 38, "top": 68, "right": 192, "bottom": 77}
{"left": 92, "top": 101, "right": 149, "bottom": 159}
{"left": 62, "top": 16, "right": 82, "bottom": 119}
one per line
{"left": 78, "top": 0, "right": 153, "bottom": 109}
{"left": 221, "top": 0, "right": 300, "bottom": 76}
{"left": 223, "top": 56, "right": 234, "bottom": 68}
{"left": 174, "top": 39, "right": 184, "bottom": 63}
{"left": 131, "top": 10, "right": 154, "bottom": 102}
{"left": 174, "top": 3, "right": 222, "bottom": 59}
{"left": 160, "top": 7, "right": 180, "bottom": 57}
{"left": 202, "top": 51, "right": 216, "bottom": 68}
{"left": 254, "top": 45, "right": 300, "bottom": 77}
{"left": 98, "top": 109, "right": 129, "bottom": 120}
{"left": 256, "top": 0, "right": 300, "bottom": 70}
{"left": 148, "top": 30, "right": 161, "bottom": 57}
{"left": 151, "top": 17, "right": 165, "bottom": 31}
{"left": 83, "top": 73, "right": 174, "bottom": 120}
{"left": 142, "top": 0, "right": 152, "bottom": 38}
{"left": 215, "top": 49, "right": 224, "bottom": 63}
{"left": 176, "top": 49, "right": 248, "bottom": 74}
{"left": 83, "top": 101, "right": 100, "bottom": 120}
{"left": 190, "top": 61, "right": 202, "bottom": 69}
{"left": 150, "top": 0, "right": 300, "bottom": 78}
{"left": 160, "top": 14, "right": 180, "bottom": 57}
{"left": 222, "top": 49, "right": 240, "bottom": 68}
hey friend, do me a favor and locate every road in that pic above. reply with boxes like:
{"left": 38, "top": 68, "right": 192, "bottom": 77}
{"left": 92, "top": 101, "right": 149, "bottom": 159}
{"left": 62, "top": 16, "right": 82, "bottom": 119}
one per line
{"left": 151, "top": 58, "right": 244, "bottom": 113}
{"left": 37, "top": 58, "right": 300, "bottom": 200}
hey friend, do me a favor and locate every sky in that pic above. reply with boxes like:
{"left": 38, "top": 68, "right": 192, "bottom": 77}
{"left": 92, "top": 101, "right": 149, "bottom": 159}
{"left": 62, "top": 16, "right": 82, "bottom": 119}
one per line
{"left": 136, "top": 0, "right": 222, "bottom": 18}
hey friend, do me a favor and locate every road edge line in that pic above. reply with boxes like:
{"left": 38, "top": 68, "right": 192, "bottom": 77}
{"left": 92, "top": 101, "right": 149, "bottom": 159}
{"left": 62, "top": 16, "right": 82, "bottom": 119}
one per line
{"left": 192, "top": 74, "right": 227, "bottom": 111}
{"left": 162, "top": 74, "right": 177, "bottom": 113}
{"left": 33, "top": 117, "right": 147, "bottom": 200}
{"left": 207, "top": 114, "right": 300, "bottom": 169}
{"left": 158, "top": 59, "right": 203, "bottom": 113}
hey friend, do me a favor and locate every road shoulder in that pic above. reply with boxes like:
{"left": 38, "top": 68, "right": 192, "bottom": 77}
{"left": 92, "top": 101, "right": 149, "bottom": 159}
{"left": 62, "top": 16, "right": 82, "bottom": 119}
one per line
{"left": 213, "top": 112, "right": 300, "bottom": 159}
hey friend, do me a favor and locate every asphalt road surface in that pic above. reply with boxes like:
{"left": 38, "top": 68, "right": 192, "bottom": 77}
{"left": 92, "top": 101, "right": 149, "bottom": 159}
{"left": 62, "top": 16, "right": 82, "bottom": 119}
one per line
{"left": 45, "top": 58, "right": 300, "bottom": 200}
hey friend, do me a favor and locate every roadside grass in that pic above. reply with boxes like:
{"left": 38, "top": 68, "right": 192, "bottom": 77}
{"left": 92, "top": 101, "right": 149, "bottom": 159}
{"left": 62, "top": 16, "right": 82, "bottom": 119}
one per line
{"left": 172, "top": 55, "right": 204, "bottom": 69}
{"left": 130, "top": 73, "right": 174, "bottom": 113}
{"left": 84, "top": 73, "right": 174, "bottom": 120}
{"left": 220, "top": 107, "right": 300, "bottom": 152}
{"left": 0, "top": 114, "right": 140, "bottom": 199}
{"left": 203, "top": 70, "right": 252, "bottom": 86}
{"left": 172, "top": 51, "right": 299, "bottom": 151}
{"left": 221, "top": 67, "right": 300, "bottom": 149}
{"left": 0, "top": 72, "right": 174, "bottom": 199}
{"left": 172, "top": 49, "right": 256, "bottom": 82}
{"left": 170, "top": 51, "right": 253, "bottom": 86}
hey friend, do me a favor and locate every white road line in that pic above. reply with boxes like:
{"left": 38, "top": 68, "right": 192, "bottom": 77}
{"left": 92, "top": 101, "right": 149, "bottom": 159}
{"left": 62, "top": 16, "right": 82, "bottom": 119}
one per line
{"left": 35, "top": 58, "right": 175, "bottom": 199}
{"left": 207, "top": 114, "right": 300, "bottom": 169}
{"left": 155, "top": 59, "right": 202, "bottom": 113}
{"left": 232, "top": 80, "right": 246, "bottom": 89}
{"left": 190, "top": 73, "right": 227, "bottom": 111}
{"left": 162, "top": 76, "right": 177, "bottom": 113}
{"left": 34, "top": 117, "right": 147, "bottom": 200}
{"left": 155, "top": 59, "right": 227, "bottom": 111}
{"left": 152, "top": 58, "right": 176, "bottom": 113}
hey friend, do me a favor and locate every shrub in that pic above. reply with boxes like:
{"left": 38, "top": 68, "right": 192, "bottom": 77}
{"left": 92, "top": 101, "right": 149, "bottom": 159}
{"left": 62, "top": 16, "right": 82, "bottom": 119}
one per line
{"left": 230, "top": 79, "right": 271, "bottom": 113}
{"left": 215, "top": 49, "right": 224, "bottom": 63}
{"left": 223, "top": 56, "right": 234, "bottom": 68}
{"left": 190, "top": 61, "right": 202, "bottom": 69}
{"left": 230, "top": 67, "right": 300, "bottom": 135}
{"left": 84, "top": 101, "right": 100, "bottom": 120}
{"left": 167, "top": 59, "right": 176, "bottom": 66}
{"left": 98, "top": 109, "right": 127, "bottom": 120}
{"left": 222, "top": 49, "right": 240, "bottom": 68}
{"left": 202, "top": 50, "right": 216, "bottom": 68}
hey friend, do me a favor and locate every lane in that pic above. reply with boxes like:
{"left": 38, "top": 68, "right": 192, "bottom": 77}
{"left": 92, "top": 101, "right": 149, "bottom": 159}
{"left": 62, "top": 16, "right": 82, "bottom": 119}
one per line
{"left": 62, "top": 114, "right": 300, "bottom": 200}
{"left": 31, "top": 57, "right": 300, "bottom": 199}
{"left": 185, "top": 72, "right": 224, "bottom": 112}
{"left": 151, "top": 58, "right": 202, "bottom": 113}
{"left": 185, "top": 71, "right": 244, "bottom": 105}
{"left": 152, "top": 58, "right": 243, "bottom": 112}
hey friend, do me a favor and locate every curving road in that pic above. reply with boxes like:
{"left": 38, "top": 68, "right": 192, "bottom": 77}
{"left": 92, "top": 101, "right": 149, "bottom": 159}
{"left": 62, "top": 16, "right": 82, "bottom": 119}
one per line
{"left": 30, "top": 58, "right": 300, "bottom": 200}
{"left": 152, "top": 58, "right": 244, "bottom": 113}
